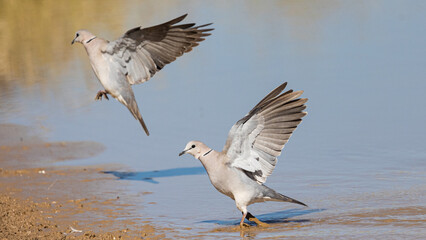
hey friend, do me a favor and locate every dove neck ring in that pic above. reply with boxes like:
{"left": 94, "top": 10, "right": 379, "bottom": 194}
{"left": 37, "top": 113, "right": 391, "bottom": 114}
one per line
{"left": 203, "top": 149, "right": 213, "bottom": 157}
{"left": 86, "top": 36, "right": 97, "bottom": 44}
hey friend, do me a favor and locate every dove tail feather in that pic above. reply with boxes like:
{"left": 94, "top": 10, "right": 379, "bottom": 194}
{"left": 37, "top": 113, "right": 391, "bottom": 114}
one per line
{"left": 263, "top": 186, "right": 307, "bottom": 207}
{"left": 118, "top": 94, "right": 150, "bottom": 136}
{"left": 137, "top": 115, "right": 150, "bottom": 136}
{"left": 129, "top": 102, "right": 150, "bottom": 136}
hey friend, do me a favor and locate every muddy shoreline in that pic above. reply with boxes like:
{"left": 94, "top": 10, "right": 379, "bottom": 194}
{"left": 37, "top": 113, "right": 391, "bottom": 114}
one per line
{"left": 0, "top": 167, "right": 168, "bottom": 239}
{"left": 0, "top": 124, "right": 168, "bottom": 239}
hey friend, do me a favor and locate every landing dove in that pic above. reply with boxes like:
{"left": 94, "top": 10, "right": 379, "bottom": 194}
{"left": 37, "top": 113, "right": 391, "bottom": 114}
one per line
{"left": 72, "top": 14, "right": 213, "bottom": 135}
{"left": 179, "top": 82, "right": 308, "bottom": 227}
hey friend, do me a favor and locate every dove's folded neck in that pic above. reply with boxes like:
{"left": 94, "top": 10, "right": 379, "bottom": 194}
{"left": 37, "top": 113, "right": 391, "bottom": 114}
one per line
{"left": 198, "top": 149, "right": 223, "bottom": 165}
{"left": 203, "top": 149, "right": 213, "bottom": 157}
{"left": 85, "top": 36, "right": 97, "bottom": 44}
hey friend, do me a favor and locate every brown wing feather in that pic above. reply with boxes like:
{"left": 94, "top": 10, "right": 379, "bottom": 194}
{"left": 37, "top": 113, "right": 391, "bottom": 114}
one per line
{"left": 104, "top": 14, "right": 213, "bottom": 85}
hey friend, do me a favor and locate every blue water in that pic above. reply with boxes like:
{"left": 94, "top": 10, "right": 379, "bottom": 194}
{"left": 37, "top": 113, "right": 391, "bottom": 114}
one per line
{"left": 1, "top": 0, "right": 425, "bottom": 238}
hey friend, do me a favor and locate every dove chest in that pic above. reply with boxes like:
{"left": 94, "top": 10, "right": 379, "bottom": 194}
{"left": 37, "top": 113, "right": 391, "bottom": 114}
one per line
{"left": 207, "top": 165, "right": 245, "bottom": 200}
{"left": 88, "top": 53, "right": 127, "bottom": 94}
{"left": 88, "top": 54, "right": 111, "bottom": 83}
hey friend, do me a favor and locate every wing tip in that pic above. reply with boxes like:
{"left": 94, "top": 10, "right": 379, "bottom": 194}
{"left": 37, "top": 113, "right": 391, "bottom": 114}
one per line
{"left": 196, "top": 23, "right": 214, "bottom": 29}
{"left": 165, "top": 13, "right": 188, "bottom": 26}
{"left": 178, "top": 13, "right": 188, "bottom": 20}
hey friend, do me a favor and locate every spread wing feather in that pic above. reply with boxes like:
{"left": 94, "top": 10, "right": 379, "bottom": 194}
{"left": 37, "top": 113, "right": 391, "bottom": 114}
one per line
{"left": 102, "top": 14, "right": 213, "bottom": 85}
{"left": 223, "top": 82, "right": 307, "bottom": 184}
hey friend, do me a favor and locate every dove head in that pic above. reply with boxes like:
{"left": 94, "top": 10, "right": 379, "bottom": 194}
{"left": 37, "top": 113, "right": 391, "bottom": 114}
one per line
{"left": 179, "top": 141, "right": 210, "bottom": 159}
{"left": 71, "top": 30, "right": 96, "bottom": 45}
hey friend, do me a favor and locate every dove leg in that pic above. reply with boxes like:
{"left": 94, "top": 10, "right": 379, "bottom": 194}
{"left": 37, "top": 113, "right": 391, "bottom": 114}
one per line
{"left": 246, "top": 212, "right": 270, "bottom": 227}
{"left": 240, "top": 212, "right": 250, "bottom": 227}
{"left": 95, "top": 90, "right": 109, "bottom": 101}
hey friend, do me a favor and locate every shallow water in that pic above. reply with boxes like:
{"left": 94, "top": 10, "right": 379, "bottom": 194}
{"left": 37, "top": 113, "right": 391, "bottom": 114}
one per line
{"left": 1, "top": 0, "right": 425, "bottom": 239}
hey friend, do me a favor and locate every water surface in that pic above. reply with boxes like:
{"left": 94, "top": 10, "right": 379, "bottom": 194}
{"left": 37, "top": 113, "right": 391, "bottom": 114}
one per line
{"left": 1, "top": 0, "right": 425, "bottom": 239}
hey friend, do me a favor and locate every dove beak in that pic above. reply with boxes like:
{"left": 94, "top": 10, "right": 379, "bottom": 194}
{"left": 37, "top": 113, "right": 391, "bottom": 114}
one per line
{"left": 71, "top": 37, "right": 76, "bottom": 45}
{"left": 179, "top": 149, "right": 188, "bottom": 156}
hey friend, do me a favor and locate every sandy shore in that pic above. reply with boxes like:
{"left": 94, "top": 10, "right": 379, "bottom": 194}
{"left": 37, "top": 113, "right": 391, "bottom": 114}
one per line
{"left": 0, "top": 124, "right": 168, "bottom": 239}
{"left": 0, "top": 167, "right": 170, "bottom": 240}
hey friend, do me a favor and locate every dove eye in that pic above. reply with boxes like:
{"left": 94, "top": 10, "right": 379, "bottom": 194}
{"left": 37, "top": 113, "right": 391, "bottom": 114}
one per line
{"left": 76, "top": 33, "right": 80, "bottom": 37}
{"left": 191, "top": 145, "right": 196, "bottom": 148}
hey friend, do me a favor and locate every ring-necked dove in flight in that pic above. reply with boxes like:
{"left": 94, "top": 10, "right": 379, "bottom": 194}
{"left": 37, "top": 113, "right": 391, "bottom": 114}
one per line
{"left": 72, "top": 14, "right": 213, "bottom": 135}
{"left": 179, "top": 82, "right": 308, "bottom": 227}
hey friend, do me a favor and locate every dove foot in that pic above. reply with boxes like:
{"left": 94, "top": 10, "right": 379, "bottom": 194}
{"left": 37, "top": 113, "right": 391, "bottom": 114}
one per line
{"left": 95, "top": 90, "right": 109, "bottom": 101}
{"left": 246, "top": 212, "right": 270, "bottom": 227}
{"left": 240, "top": 222, "right": 251, "bottom": 228}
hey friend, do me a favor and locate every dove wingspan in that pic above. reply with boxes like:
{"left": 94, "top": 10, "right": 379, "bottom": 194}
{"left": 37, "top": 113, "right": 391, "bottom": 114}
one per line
{"left": 102, "top": 14, "right": 213, "bottom": 85}
{"left": 223, "top": 82, "right": 307, "bottom": 184}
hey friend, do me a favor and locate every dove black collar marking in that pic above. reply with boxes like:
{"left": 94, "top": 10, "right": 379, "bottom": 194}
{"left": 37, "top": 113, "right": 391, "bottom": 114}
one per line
{"left": 203, "top": 149, "right": 213, "bottom": 157}
{"left": 86, "top": 36, "right": 97, "bottom": 44}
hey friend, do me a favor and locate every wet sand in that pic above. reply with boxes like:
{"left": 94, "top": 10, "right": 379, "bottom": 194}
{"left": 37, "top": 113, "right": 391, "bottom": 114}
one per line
{"left": 0, "top": 124, "right": 168, "bottom": 239}
{"left": 0, "top": 170, "right": 165, "bottom": 240}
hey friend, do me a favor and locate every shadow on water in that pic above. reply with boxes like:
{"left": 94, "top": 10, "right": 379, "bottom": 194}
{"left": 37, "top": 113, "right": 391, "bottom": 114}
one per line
{"left": 201, "top": 208, "right": 325, "bottom": 226}
{"left": 102, "top": 167, "right": 206, "bottom": 184}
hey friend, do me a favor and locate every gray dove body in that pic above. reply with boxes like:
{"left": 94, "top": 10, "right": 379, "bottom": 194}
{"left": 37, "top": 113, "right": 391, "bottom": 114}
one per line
{"left": 195, "top": 147, "right": 279, "bottom": 207}
{"left": 72, "top": 15, "right": 213, "bottom": 135}
{"left": 180, "top": 82, "right": 307, "bottom": 227}
{"left": 76, "top": 32, "right": 141, "bottom": 131}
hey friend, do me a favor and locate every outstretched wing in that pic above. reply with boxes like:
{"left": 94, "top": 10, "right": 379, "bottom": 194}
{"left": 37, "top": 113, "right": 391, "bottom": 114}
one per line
{"left": 102, "top": 14, "right": 213, "bottom": 85}
{"left": 223, "top": 82, "right": 307, "bottom": 184}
